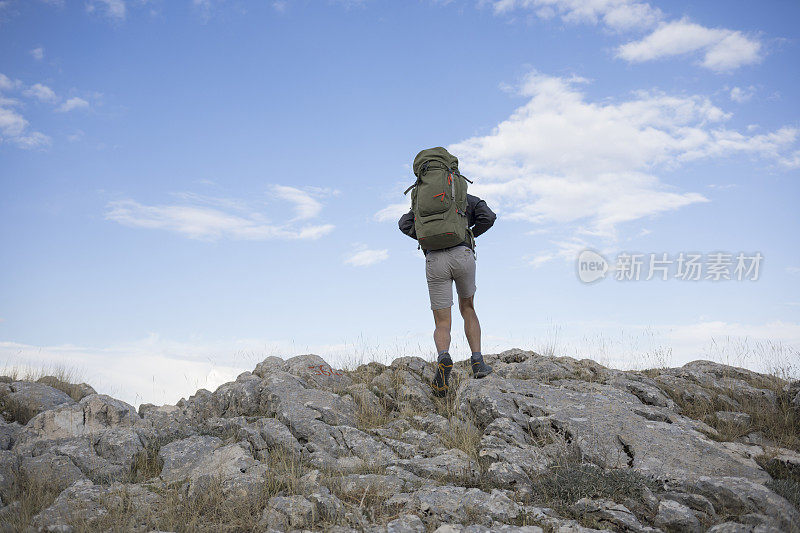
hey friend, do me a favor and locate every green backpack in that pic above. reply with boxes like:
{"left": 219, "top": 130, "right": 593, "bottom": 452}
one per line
{"left": 404, "top": 147, "right": 474, "bottom": 251}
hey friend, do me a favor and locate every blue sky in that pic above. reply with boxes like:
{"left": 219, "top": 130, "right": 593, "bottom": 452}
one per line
{"left": 1, "top": 0, "right": 798, "bottom": 406}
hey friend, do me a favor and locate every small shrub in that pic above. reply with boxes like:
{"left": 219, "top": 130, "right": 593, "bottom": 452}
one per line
{"left": 129, "top": 441, "right": 165, "bottom": 483}
{"left": 767, "top": 479, "right": 800, "bottom": 511}
{"left": 0, "top": 471, "right": 61, "bottom": 531}
{"left": 529, "top": 463, "right": 659, "bottom": 513}
{"left": 263, "top": 446, "right": 307, "bottom": 498}
{"left": 36, "top": 375, "right": 93, "bottom": 402}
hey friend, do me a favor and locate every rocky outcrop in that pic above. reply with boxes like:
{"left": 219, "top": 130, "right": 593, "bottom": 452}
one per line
{"left": 0, "top": 350, "right": 797, "bottom": 532}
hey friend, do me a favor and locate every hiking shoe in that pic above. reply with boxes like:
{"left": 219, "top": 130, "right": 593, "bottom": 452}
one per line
{"left": 471, "top": 354, "right": 493, "bottom": 378}
{"left": 431, "top": 353, "right": 453, "bottom": 397}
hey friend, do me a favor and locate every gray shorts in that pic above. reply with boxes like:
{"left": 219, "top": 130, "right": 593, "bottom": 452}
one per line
{"left": 425, "top": 245, "right": 476, "bottom": 310}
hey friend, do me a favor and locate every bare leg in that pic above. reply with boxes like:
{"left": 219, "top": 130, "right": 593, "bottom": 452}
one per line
{"left": 432, "top": 307, "right": 452, "bottom": 353}
{"left": 459, "top": 296, "right": 481, "bottom": 353}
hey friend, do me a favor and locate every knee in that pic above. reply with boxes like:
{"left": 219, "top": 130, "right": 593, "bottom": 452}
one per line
{"left": 435, "top": 319, "right": 452, "bottom": 331}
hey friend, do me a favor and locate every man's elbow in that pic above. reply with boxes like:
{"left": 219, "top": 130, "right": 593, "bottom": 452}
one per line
{"left": 480, "top": 211, "right": 497, "bottom": 229}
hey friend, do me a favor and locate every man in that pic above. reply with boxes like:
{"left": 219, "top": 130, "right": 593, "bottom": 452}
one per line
{"left": 399, "top": 189, "right": 497, "bottom": 396}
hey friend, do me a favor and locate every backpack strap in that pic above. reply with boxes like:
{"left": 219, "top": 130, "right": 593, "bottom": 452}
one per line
{"left": 452, "top": 169, "right": 473, "bottom": 183}
{"left": 403, "top": 181, "right": 417, "bottom": 195}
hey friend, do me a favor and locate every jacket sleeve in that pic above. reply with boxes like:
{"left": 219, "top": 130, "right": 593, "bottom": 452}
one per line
{"left": 398, "top": 210, "right": 417, "bottom": 239}
{"left": 471, "top": 199, "right": 496, "bottom": 238}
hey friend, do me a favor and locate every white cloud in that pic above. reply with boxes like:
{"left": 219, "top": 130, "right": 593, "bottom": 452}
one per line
{"left": 730, "top": 86, "right": 755, "bottom": 103}
{"left": 86, "top": 0, "right": 126, "bottom": 21}
{"left": 787, "top": 267, "right": 800, "bottom": 275}
{"left": 0, "top": 100, "right": 51, "bottom": 149}
{"left": 487, "top": 2, "right": 762, "bottom": 72}
{"left": 529, "top": 251, "right": 555, "bottom": 268}
{"left": 0, "top": 336, "right": 271, "bottom": 407}
{"left": 30, "top": 47, "right": 44, "bottom": 61}
{"left": 488, "top": 0, "right": 663, "bottom": 31}
{"left": 67, "top": 129, "right": 85, "bottom": 142}
{"left": 105, "top": 189, "right": 335, "bottom": 241}
{"left": 374, "top": 201, "right": 410, "bottom": 222}
{"left": 2, "top": 321, "right": 796, "bottom": 407}
{"left": 617, "top": 19, "right": 762, "bottom": 72}
{"left": 271, "top": 184, "right": 323, "bottom": 220}
{"left": 0, "top": 73, "right": 21, "bottom": 91}
{"left": 423, "top": 71, "right": 797, "bottom": 256}
{"left": 24, "top": 83, "right": 57, "bottom": 103}
{"left": 57, "top": 96, "right": 89, "bottom": 112}
{"left": 344, "top": 247, "right": 389, "bottom": 267}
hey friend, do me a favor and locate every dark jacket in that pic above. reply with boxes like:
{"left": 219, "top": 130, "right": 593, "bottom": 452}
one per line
{"left": 398, "top": 194, "right": 496, "bottom": 251}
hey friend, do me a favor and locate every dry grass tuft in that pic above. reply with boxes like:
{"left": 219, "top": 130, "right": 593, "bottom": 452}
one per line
{"left": 0, "top": 471, "right": 61, "bottom": 531}
{"left": 129, "top": 440, "right": 165, "bottom": 483}
{"left": 529, "top": 463, "right": 659, "bottom": 516}
{"left": 658, "top": 375, "right": 799, "bottom": 451}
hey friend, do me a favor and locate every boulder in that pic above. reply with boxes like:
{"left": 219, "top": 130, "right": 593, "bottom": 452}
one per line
{"left": 386, "top": 513, "right": 425, "bottom": 533}
{"left": 666, "top": 475, "right": 799, "bottom": 532}
{"left": 285, "top": 354, "right": 353, "bottom": 391}
{"left": 13, "top": 394, "right": 139, "bottom": 451}
{"left": 0, "top": 419, "right": 21, "bottom": 450}
{"left": 31, "top": 480, "right": 161, "bottom": 531}
{"left": 458, "top": 376, "right": 770, "bottom": 481}
{"left": 261, "top": 495, "right": 315, "bottom": 530}
{"left": 159, "top": 435, "right": 266, "bottom": 499}
{"left": 407, "top": 485, "right": 521, "bottom": 527}
{"left": 0, "top": 381, "right": 75, "bottom": 422}
{"left": 653, "top": 499, "right": 703, "bottom": 533}
{"left": 20, "top": 453, "right": 85, "bottom": 492}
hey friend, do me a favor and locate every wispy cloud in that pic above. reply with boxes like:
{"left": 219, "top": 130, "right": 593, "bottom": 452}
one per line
{"left": 29, "top": 47, "right": 44, "bottom": 61}
{"left": 487, "top": 1, "right": 763, "bottom": 72}
{"left": 271, "top": 184, "right": 324, "bottom": 220}
{"left": 24, "top": 83, "right": 57, "bottom": 103}
{"left": 489, "top": 0, "right": 663, "bottom": 31}
{"left": 344, "top": 246, "right": 389, "bottom": 267}
{"left": 0, "top": 73, "right": 20, "bottom": 91}
{"left": 617, "top": 19, "right": 762, "bottom": 72}
{"left": 374, "top": 201, "right": 409, "bottom": 222}
{"left": 86, "top": 0, "right": 126, "bottom": 21}
{"left": 0, "top": 75, "right": 51, "bottom": 148}
{"left": 105, "top": 188, "right": 336, "bottom": 241}
{"left": 57, "top": 96, "right": 89, "bottom": 112}
{"left": 730, "top": 86, "right": 756, "bottom": 103}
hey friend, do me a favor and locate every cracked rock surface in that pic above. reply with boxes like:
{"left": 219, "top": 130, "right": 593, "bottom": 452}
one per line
{"left": 0, "top": 350, "right": 797, "bottom": 532}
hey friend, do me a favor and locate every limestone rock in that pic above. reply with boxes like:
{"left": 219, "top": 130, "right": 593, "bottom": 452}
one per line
{"left": 386, "top": 513, "right": 425, "bottom": 532}
{"left": 715, "top": 411, "right": 752, "bottom": 426}
{"left": 262, "top": 495, "right": 315, "bottom": 530}
{"left": 654, "top": 499, "right": 703, "bottom": 533}
{"left": 5, "top": 350, "right": 799, "bottom": 532}
{"left": 0, "top": 419, "right": 21, "bottom": 450}
{"left": 571, "top": 498, "right": 657, "bottom": 532}
{"left": 458, "top": 376, "right": 769, "bottom": 481}
{"left": 14, "top": 394, "right": 139, "bottom": 452}
{"left": 20, "top": 453, "right": 85, "bottom": 492}
{"left": 666, "top": 475, "right": 799, "bottom": 532}
{"left": 408, "top": 485, "right": 521, "bottom": 527}
{"left": 0, "top": 381, "right": 74, "bottom": 423}
{"left": 31, "top": 480, "right": 161, "bottom": 531}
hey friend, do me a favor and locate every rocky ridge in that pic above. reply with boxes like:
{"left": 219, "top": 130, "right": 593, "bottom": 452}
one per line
{"left": 0, "top": 350, "right": 798, "bottom": 532}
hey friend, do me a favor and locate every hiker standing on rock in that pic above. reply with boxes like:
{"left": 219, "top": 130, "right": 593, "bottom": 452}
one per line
{"left": 398, "top": 147, "right": 497, "bottom": 397}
